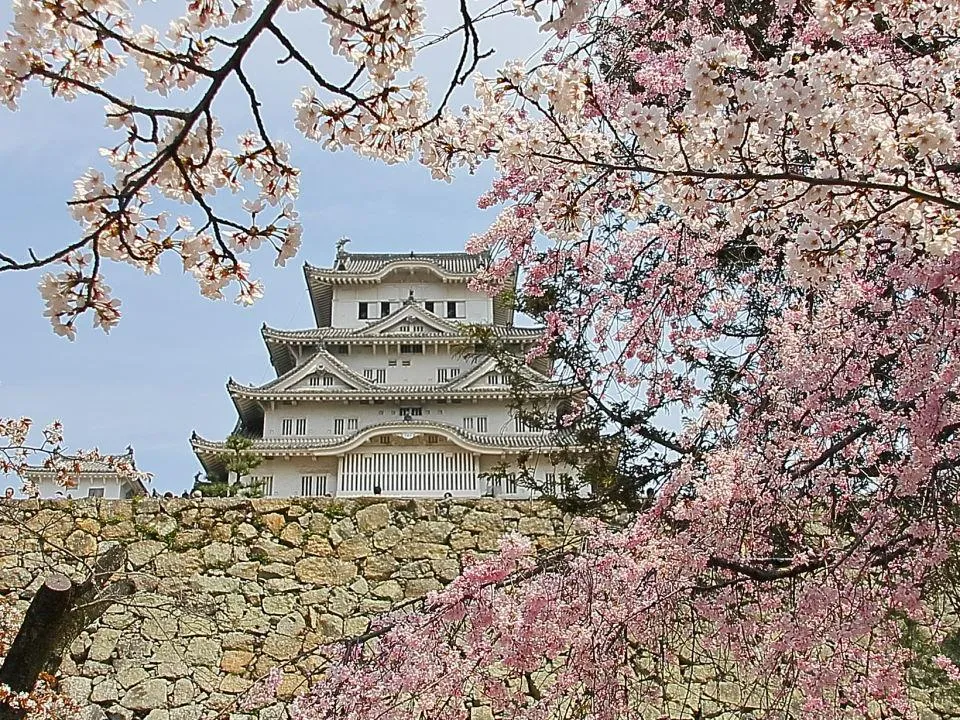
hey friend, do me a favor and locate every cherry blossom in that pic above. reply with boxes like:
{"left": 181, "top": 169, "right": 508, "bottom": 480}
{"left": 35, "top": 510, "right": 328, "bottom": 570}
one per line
{"left": 5, "top": 0, "right": 960, "bottom": 718}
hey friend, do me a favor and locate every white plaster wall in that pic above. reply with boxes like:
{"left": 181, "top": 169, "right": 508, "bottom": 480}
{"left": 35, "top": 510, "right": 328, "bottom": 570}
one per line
{"left": 31, "top": 475, "right": 138, "bottom": 499}
{"left": 330, "top": 345, "right": 484, "bottom": 386}
{"left": 331, "top": 280, "right": 493, "bottom": 328}
{"left": 261, "top": 398, "right": 545, "bottom": 439}
{"left": 246, "top": 450, "right": 573, "bottom": 499}
{"left": 246, "top": 457, "right": 340, "bottom": 497}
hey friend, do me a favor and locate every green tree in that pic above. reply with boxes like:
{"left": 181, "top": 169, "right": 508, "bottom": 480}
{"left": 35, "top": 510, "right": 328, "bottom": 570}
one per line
{"left": 191, "top": 435, "right": 262, "bottom": 498}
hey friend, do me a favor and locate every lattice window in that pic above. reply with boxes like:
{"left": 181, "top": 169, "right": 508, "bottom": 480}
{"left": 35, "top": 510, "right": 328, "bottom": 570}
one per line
{"left": 301, "top": 475, "right": 327, "bottom": 496}
{"left": 463, "top": 416, "right": 487, "bottom": 433}
{"left": 437, "top": 367, "right": 460, "bottom": 383}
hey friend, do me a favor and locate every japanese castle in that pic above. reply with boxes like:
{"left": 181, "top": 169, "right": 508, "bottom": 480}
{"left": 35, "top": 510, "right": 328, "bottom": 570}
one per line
{"left": 191, "top": 247, "right": 574, "bottom": 498}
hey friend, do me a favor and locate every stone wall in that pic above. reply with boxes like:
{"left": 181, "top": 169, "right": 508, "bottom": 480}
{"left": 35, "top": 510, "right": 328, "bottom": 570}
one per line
{"left": 0, "top": 497, "right": 576, "bottom": 720}
{"left": 2, "top": 498, "right": 958, "bottom": 720}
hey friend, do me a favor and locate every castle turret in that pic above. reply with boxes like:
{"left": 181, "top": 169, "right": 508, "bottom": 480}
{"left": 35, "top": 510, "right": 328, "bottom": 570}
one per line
{"left": 191, "top": 250, "right": 575, "bottom": 498}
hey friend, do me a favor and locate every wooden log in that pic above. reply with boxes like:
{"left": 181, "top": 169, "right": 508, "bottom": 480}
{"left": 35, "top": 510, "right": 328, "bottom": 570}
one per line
{"left": 0, "top": 573, "right": 73, "bottom": 692}
{"left": 0, "top": 574, "right": 74, "bottom": 720}
{"left": 0, "top": 547, "right": 133, "bottom": 719}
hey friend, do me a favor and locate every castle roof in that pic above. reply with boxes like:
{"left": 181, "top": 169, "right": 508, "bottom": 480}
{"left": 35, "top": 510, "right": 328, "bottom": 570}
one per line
{"left": 192, "top": 421, "right": 571, "bottom": 475}
{"left": 324, "top": 251, "right": 489, "bottom": 276}
{"left": 303, "top": 251, "right": 517, "bottom": 327}
{"left": 261, "top": 317, "right": 544, "bottom": 375}
{"left": 228, "top": 351, "right": 560, "bottom": 428}
{"left": 23, "top": 447, "right": 150, "bottom": 494}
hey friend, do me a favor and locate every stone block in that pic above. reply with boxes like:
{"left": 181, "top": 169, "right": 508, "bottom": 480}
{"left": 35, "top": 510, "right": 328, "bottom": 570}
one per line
{"left": 262, "top": 593, "right": 296, "bottom": 615}
{"left": 404, "top": 577, "right": 442, "bottom": 598}
{"left": 462, "top": 511, "right": 504, "bottom": 533}
{"left": 261, "top": 513, "right": 286, "bottom": 536}
{"left": 337, "top": 534, "right": 372, "bottom": 560}
{"left": 88, "top": 628, "right": 121, "bottom": 662}
{"left": 393, "top": 541, "right": 449, "bottom": 560}
{"left": 263, "top": 633, "right": 302, "bottom": 660}
{"left": 277, "top": 611, "right": 306, "bottom": 636}
{"left": 171, "top": 529, "right": 207, "bottom": 549}
{"left": 251, "top": 539, "right": 301, "bottom": 563}
{"left": 372, "top": 580, "right": 404, "bottom": 601}
{"left": 125, "top": 540, "right": 166, "bottom": 568}
{"left": 327, "top": 589, "right": 358, "bottom": 617}
{"left": 221, "top": 650, "right": 255, "bottom": 675}
{"left": 184, "top": 637, "right": 221, "bottom": 666}
{"left": 295, "top": 557, "right": 357, "bottom": 586}
{"left": 154, "top": 551, "right": 203, "bottom": 578}
{"left": 226, "top": 561, "right": 260, "bottom": 579}
{"left": 169, "top": 709, "right": 202, "bottom": 720}
{"left": 372, "top": 525, "right": 403, "bottom": 549}
{"left": 171, "top": 678, "right": 196, "bottom": 707}
{"left": 202, "top": 541, "right": 235, "bottom": 567}
{"left": 222, "top": 632, "right": 256, "bottom": 650}
{"left": 355, "top": 504, "right": 391, "bottom": 532}
{"left": 60, "top": 676, "right": 92, "bottom": 702}
{"left": 91, "top": 678, "right": 119, "bottom": 702}
{"left": 193, "top": 575, "right": 241, "bottom": 594}
{"left": 120, "top": 679, "right": 169, "bottom": 710}
{"left": 280, "top": 522, "right": 305, "bottom": 546}
{"left": 116, "top": 667, "right": 149, "bottom": 689}
{"left": 411, "top": 521, "right": 455, "bottom": 543}
{"left": 517, "top": 517, "right": 556, "bottom": 535}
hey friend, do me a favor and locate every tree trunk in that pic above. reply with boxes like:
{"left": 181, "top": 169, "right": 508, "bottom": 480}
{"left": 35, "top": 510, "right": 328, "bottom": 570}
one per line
{"left": 0, "top": 546, "right": 133, "bottom": 720}
{"left": 0, "top": 574, "right": 73, "bottom": 720}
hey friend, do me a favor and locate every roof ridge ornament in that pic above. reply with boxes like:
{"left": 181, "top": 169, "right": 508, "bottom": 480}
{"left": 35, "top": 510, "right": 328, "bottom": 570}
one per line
{"left": 335, "top": 236, "right": 350, "bottom": 270}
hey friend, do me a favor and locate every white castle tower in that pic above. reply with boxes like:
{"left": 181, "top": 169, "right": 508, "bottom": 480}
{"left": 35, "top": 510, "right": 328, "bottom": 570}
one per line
{"left": 191, "top": 247, "right": 575, "bottom": 498}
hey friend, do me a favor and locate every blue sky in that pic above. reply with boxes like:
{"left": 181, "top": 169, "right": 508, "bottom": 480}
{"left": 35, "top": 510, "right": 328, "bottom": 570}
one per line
{"left": 0, "top": 3, "right": 541, "bottom": 493}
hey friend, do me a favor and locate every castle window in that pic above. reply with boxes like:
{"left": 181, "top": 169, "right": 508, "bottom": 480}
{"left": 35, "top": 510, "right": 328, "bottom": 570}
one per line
{"left": 463, "top": 416, "right": 487, "bottom": 433}
{"left": 252, "top": 476, "right": 274, "bottom": 496}
{"left": 323, "top": 374, "right": 335, "bottom": 386}
{"left": 87, "top": 487, "right": 105, "bottom": 498}
{"left": 328, "top": 344, "right": 349, "bottom": 355}
{"left": 514, "top": 417, "right": 537, "bottom": 433}
{"left": 399, "top": 343, "right": 423, "bottom": 354}
{"left": 426, "top": 434, "right": 439, "bottom": 444}
{"left": 358, "top": 302, "right": 373, "bottom": 320}
{"left": 379, "top": 436, "right": 391, "bottom": 445}
{"left": 401, "top": 360, "right": 411, "bottom": 366}
{"left": 295, "top": 418, "right": 307, "bottom": 435}
{"left": 424, "top": 301, "right": 436, "bottom": 314}
{"left": 381, "top": 301, "right": 392, "bottom": 317}
{"left": 334, "top": 417, "right": 358, "bottom": 434}
{"left": 446, "top": 301, "right": 466, "bottom": 319}
{"left": 281, "top": 418, "right": 293, "bottom": 435}
{"left": 505, "top": 473, "right": 518, "bottom": 495}
{"left": 399, "top": 407, "right": 423, "bottom": 418}
{"left": 487, "top": 373, "right": 507, "bottom": 385}
{"left": 437, "top": 367, "right": 460, "bottom": 383}
{"left": 364, "top": 368, "right": 387, "bottom": 383}
{"left": 301, "top": 475, "right": 327, "bottom": 496}
{"left": 309, "top": 374, "right": 321, "bottom": 386}
{"left": 544, "top": 473, "right": 557, "bottom": 495}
